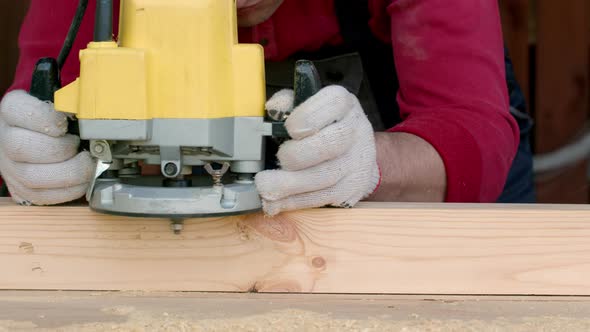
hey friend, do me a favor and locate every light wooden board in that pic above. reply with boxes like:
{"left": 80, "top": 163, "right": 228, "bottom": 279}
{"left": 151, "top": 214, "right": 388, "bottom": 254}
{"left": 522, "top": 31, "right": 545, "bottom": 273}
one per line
{"left": 1, "top": 200, "right": 590, "bottom": 294}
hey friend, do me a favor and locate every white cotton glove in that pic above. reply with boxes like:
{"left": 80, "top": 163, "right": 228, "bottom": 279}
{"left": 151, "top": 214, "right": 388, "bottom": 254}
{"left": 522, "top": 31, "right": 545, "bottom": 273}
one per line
{"left": 255, "top": 86, "right": 380, "bottom": 216}
{"left": 0, "top": 90, "right": 94, "bottom": 205}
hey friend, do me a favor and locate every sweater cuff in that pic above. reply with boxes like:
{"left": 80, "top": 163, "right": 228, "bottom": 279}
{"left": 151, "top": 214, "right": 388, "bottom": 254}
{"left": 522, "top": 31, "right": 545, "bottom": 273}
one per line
{"left": 387, "top": 113, "right": 514, "bottom": 203}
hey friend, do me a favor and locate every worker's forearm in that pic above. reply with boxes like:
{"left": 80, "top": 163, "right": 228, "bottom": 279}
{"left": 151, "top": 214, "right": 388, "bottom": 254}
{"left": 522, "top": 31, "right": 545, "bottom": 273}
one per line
{"left": 367, "top": 132, "right": 447, "bottom": 202}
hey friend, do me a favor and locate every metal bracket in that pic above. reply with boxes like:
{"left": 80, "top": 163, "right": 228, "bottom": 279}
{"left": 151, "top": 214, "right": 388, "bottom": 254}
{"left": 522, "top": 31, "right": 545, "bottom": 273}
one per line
{"left": 90, "top": 140, "right": 113, "bottom": 162}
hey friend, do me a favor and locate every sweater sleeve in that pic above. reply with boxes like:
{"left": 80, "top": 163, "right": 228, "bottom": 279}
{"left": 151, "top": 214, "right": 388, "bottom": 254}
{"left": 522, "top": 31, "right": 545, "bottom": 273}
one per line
{"left": 375, "top": 0, "right": 519, "bottom": 202}
{"left": 7, "top": 0, "right": 117, "bottom": 93}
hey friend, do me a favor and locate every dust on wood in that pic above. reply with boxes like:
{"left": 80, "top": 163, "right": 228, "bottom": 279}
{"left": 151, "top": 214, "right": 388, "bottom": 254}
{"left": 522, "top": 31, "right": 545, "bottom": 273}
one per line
{"left": 2, "top": 309, "right": 590, "bottom": 332}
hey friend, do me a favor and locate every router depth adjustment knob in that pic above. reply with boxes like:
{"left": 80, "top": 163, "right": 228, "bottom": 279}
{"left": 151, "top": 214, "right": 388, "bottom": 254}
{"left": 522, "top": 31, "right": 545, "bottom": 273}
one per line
{"left": 163, "top": 162, "right": 179, "bottom": 177}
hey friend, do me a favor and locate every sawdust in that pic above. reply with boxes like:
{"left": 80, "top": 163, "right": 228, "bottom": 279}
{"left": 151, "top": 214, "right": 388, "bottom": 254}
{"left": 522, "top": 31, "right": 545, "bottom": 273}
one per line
{"left": 2, "top": 309, "right": 590, "bottom": 332}
{"left": 100, "top": 306, "right": 136, "bottom": 316}
{"left": 0, "top": 321, "right": 38, "bottom": 330}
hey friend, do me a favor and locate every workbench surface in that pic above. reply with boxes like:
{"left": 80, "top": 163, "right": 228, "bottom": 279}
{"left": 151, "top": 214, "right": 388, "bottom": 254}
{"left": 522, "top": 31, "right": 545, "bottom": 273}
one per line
{"left": 1, "top": 292, "right": 590, "bottom": 331}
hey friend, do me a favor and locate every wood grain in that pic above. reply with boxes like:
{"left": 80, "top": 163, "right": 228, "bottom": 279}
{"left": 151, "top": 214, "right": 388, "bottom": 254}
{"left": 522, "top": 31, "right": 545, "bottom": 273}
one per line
{"left": 1, "top": 201, "right": 590, "bottom": 294}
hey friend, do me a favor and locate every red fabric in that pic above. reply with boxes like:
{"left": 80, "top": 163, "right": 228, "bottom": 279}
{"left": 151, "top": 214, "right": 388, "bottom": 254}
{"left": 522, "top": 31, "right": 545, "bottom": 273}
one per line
{"left": 8, "top": 0, "right": 120, "bottom": 93}
{"left": 8, "top": 0, "right": 519, "bottom": 203}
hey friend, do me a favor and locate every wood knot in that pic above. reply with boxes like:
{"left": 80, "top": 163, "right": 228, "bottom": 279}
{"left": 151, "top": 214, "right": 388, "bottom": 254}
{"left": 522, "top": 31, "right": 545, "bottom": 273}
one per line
{"left": 236, "top": 221, "right": 251, "bottom": 241}
{"left": 311, "top": 256, "right": 326, "bottom": 269}
{"left": 245, "top": 214, "right": 297, "bottom": 243}
{"left": 31, "top": 262, "right": 44, "bottom": 274}
{"left": 18, "top": 242, "right": 34, "bottom": 254}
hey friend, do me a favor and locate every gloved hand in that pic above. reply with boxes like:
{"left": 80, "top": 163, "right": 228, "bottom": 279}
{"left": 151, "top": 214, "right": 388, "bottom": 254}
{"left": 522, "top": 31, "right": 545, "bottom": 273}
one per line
{"left": 0, "top": 90, "right": 94, "bottom": 205}
{"left": 255, "top": 86, "right": 380, "bottom": 216}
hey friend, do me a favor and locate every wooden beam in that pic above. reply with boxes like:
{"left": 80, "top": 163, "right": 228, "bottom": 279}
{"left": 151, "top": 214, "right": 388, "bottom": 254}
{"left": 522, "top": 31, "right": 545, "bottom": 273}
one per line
{"left": 1, "top": 200, "right": 590, "bottom": 295}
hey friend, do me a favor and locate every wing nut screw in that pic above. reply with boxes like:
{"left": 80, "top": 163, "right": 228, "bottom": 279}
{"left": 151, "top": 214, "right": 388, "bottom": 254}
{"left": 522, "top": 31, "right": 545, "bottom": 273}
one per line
{"left": 204, "top": 162, "right": 230, "bottom": 187}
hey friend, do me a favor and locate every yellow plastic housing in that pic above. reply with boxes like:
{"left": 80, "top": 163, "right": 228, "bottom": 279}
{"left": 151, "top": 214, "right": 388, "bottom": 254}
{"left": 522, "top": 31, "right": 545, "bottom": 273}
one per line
{"left": 56, "top": 0, "right": 266, "bottom": 120}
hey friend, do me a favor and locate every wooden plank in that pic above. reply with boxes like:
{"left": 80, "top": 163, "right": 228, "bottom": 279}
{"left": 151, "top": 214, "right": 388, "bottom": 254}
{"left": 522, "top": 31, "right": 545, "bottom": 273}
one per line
{"left": 1, "top": 291, "right": 590, "bottom": 330}
{"left": 1, "top": 200, "right": 590, "bottom": 295}
{"left": 499, "top": 0, "right": 530, "bottom": 103}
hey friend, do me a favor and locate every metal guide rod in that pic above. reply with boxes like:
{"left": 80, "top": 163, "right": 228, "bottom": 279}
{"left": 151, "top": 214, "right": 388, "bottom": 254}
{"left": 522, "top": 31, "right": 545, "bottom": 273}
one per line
{"left": 94, "top": 0, "right": 113, "bottom": 42}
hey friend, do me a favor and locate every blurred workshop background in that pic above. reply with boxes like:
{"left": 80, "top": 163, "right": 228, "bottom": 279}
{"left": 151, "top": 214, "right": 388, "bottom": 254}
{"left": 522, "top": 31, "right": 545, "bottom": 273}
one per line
{"left": 1, "top": 1, "right": 589, "bottom": 203}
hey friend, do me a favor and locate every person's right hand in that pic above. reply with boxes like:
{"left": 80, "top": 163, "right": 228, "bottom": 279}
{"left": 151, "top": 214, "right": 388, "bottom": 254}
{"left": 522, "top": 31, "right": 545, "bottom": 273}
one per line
{"left": 0, "top": 90, "right": 94, "bottom": 205}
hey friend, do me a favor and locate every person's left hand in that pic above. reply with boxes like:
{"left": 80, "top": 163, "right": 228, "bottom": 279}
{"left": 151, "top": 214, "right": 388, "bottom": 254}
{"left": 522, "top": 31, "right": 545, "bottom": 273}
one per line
{"left": 255, "top": 86, "right": 380, "bottom": 216}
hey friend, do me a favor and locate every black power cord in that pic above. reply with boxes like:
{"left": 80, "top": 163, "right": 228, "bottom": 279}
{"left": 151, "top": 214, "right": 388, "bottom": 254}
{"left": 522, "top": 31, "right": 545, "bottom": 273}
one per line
{"left": 58, "top": 0, "right": 90, "bottom": 69}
